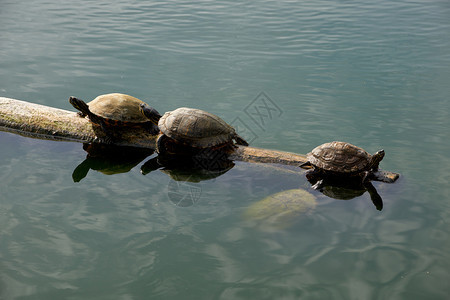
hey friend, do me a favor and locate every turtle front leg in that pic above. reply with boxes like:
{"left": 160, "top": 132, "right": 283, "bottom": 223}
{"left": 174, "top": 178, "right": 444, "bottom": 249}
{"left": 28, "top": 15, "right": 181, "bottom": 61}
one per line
{"left": 94, "top": 120, "right": 116, "bottom": 144}
{"left": 361, "top": 170, "right": 372, "bottom": 183}
{"left": 304, "top": 168, "right": 325, "bottom": 190}
{"left": 304, "top": 167, "right": 321, "bottom": 181}
{"left": 156, "top": 134, "right": 177, "bottom": 155}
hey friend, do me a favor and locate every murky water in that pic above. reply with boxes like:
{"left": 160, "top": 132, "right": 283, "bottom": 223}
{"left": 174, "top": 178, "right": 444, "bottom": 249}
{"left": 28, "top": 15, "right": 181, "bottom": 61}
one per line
{"left": 1, "top": 0, "right": 450, "bottom": 299}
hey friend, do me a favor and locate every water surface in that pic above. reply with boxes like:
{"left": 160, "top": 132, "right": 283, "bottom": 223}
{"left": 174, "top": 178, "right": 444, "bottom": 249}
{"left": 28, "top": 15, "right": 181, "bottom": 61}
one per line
{"left": 1, "top": 0, "right": 450, "bottom": 299}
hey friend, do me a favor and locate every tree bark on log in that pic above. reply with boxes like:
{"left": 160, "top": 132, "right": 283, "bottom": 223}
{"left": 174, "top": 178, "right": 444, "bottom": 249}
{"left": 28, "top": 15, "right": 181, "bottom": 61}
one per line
{"left": 0, "top": 96, "right": 399, "bottom": 182}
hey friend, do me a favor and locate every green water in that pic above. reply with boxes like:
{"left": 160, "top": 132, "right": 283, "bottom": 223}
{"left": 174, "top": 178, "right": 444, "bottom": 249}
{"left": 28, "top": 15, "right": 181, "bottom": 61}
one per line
{"left": 1, "top": 0, "right": 450, "bottom": 299}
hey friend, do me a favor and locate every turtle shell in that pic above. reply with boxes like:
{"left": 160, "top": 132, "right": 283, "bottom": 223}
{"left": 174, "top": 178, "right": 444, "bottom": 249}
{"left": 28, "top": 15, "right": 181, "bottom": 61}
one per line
{"left": 307, "top": 141, "right": 372, "bottom": 174}
{"left": 243, "top": 189, "right": 316, "bottom": 231}
{"left": 158, "top": 107, "right": 237, "bottom": 148}
{"left": 88, "top": 93, "right": 150, "bottom": 123}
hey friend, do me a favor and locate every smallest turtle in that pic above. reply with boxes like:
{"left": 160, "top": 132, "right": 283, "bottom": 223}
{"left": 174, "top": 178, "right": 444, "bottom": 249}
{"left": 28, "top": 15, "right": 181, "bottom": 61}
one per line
{"left": 300, "top": 141, "right": 385, "bottom": 188}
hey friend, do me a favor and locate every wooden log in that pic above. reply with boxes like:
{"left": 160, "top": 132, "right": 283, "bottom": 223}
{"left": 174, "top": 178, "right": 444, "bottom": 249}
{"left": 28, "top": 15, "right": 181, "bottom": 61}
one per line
{"left": 0, "top": 96, "right": 399, "bottom": 182}
{"left": 0, "top": 97, "right": 156, "bottom": 147}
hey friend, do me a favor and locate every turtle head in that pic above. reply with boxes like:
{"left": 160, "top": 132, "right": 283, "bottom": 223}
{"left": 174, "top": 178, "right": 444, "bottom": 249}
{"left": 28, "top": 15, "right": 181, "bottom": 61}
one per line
{"left": 369, "top": 149, "right": 385, "bottom": 171}
{"left": 69, "top": 96, "right": 90, "bottom": 115}
{"left": 139, "top": 103, "right": 162, "bottom": 125}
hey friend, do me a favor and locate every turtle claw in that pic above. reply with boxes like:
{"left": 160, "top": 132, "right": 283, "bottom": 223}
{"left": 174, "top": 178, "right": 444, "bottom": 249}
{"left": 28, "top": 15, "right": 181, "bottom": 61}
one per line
{"left": 311, "top": 179, "right": 324, "bottom": 190}
{"left": 93, "top": 136, "right": 113, "bottom": 145}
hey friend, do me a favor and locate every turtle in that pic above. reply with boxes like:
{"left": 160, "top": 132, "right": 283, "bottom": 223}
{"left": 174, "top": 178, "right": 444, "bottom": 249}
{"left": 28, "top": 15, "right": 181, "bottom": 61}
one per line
{"left": 242, "top": 189, "right": 316, "bottom": 231}
{"left": 139, "top": 105, "right": 249, "bottom": 155}
{"left": 69, "top": 93, "right": 161, "bottom": 143}
{"left": 300, "top": 141, "right": 385, "bottom": 188}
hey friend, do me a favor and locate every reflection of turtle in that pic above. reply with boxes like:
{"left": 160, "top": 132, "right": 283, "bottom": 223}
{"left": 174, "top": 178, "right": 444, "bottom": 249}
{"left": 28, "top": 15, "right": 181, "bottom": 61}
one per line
{"left": 140, "top": 155, "right": 234, "bottom": 208}
{"left": 300, "top": 141, "right": 385, "bottom": 187}
{"left": 141, "top": 154, "right": 234, "bottom": 183}
{"left": 72, "top": 143, "right": 153, "bottom": 182}
{"left": 69, "top": 93, "right": 161, "bottom": 143}
{"left": 311, "top": 176, "right": 383, "bottom": 211}
{"left": 140, "top": 105, "right": 248, "bottom": 155}
{"left": 321, "top": 184, "right": 365, "bottom": 200}
{"left": 243, "top": 189, "right": 316, "bottom": 231}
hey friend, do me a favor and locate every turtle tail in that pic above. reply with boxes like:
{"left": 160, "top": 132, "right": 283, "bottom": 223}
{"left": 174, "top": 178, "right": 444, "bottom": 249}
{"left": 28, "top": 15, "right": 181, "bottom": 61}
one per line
{"left": 233, "top": 134, "right": 249, "bottom": 146}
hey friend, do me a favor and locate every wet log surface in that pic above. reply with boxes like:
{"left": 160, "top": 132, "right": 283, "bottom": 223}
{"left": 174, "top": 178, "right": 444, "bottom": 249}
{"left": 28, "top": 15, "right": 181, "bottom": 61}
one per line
{"left": 0, "top": 96, "right": 399, "bottom": 183}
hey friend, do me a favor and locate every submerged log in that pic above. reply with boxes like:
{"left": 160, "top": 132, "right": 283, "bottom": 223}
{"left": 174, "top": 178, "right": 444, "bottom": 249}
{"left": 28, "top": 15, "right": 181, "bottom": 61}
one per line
{"left": 0, "top": 96, "right": 399, "bottom": 182}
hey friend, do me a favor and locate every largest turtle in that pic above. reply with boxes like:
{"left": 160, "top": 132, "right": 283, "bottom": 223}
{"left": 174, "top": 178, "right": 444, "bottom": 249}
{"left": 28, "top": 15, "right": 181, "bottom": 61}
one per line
{"left": 69, "top": 93, "right": 161, "bottom": 143}
{"left": 243, "top": 189, "right": 317, "bottom": 231}
{"left": 140, "top": 105, "right": 248, "bottom": 155}
{"left": 300, "top": 141, "right": 385, "bottom": 187}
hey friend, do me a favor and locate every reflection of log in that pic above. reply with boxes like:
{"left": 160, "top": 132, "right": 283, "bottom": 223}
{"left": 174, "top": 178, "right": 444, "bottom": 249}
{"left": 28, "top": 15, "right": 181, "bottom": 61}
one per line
{"left": 0, "top": 97, "right": 399, "bottom": 182}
